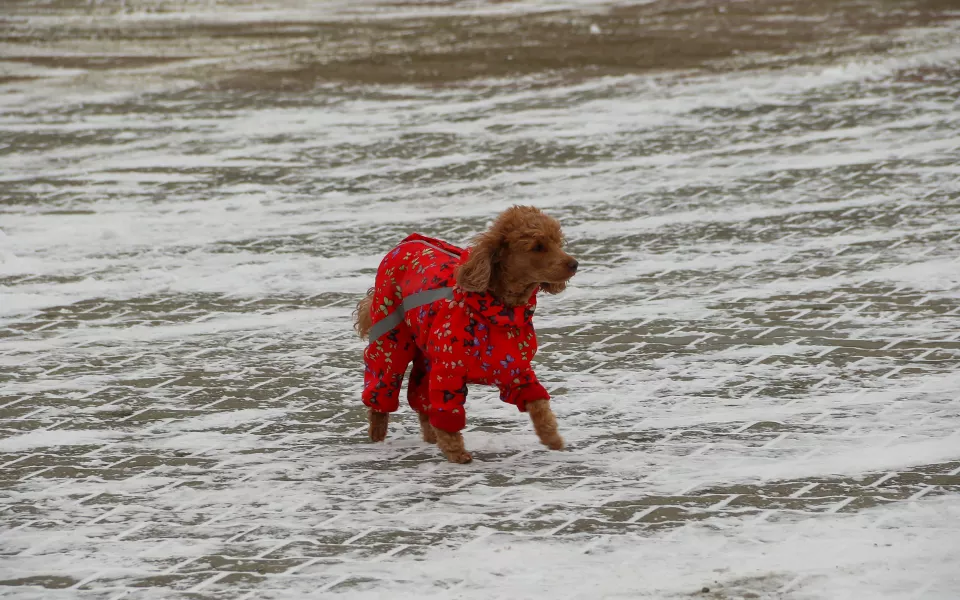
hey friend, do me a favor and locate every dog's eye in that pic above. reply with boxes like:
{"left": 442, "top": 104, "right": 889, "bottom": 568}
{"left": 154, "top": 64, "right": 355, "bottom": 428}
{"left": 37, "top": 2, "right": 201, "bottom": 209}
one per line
{"left": 532, "top": 242, "right": 546, "bottom": 252}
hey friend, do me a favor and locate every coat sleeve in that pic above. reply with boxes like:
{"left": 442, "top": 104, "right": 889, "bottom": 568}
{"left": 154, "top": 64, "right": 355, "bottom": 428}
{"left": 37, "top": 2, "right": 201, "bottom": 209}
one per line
{"left": 498, "top": 365, "right": 550, "bottom": 412}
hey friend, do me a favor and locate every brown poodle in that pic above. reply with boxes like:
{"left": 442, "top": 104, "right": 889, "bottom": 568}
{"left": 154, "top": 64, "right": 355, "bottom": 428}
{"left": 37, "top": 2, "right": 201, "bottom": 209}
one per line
{"left": 354, "top": 206, "right": 577, "bottom": 462}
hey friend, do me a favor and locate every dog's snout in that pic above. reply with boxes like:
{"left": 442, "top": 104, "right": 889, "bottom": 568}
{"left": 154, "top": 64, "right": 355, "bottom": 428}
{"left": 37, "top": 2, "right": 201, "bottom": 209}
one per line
{"left": 567, "top": 259, "right": 579, "bottom": 273}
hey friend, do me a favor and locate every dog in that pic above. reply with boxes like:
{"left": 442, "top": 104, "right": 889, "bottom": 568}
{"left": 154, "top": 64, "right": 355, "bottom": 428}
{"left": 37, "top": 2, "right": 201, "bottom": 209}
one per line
{"left": 353, "top": 205, "right": 577, "bottom": 463}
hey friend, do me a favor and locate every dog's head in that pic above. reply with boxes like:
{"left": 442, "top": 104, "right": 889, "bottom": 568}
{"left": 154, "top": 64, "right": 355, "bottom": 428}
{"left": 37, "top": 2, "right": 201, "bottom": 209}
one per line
{"left": 456, "top": 205, "right": 578, "bottom": 306}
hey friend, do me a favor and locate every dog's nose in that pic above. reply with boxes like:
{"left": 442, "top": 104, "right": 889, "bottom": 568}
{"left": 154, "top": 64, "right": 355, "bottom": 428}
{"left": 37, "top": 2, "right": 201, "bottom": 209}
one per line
{"left": 568, "top": 259, "right": 579, "bottom": 273}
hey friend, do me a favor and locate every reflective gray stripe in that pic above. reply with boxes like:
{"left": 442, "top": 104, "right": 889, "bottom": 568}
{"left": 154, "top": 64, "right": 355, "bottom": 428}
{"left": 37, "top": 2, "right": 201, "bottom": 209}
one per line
{"left": 400, "top": 239, "right": 460, "bottom": 259}
{"left": 367, "top": 311, "right": 404, "bottom": 343}
{"left": 368, "top": 287, "right": 455, "bottom": 342}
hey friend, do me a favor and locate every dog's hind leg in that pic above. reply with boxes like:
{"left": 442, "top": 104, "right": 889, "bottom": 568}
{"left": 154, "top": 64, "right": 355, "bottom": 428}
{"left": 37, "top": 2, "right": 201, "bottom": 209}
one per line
{"left": 362, "top": 323, "right": 417, "bottom": 442}
{"left": 407, "top": 351, "right": 435, "bottom": 443}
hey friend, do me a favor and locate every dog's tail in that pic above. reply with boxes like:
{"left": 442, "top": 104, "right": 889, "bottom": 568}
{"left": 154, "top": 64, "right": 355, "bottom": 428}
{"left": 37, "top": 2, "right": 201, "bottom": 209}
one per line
{"left": 353, "top": 287, "right": 375, "bottom": 339}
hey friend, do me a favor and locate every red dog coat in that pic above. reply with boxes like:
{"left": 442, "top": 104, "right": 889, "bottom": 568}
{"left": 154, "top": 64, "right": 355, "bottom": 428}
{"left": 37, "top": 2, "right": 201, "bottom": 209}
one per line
{"left": 362, "top": 234, "right": 550, "bottom": 433}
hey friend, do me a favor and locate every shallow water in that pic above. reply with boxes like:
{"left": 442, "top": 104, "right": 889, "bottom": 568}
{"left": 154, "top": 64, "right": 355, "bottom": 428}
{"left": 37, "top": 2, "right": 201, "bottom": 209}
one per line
{"left": 1, "top": 1, "right": 959, "bottom": 598}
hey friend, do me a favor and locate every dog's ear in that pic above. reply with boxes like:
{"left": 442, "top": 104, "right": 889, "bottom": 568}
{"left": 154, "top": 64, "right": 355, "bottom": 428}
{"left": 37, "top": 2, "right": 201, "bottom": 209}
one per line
{"left": 540, "top": 281, "right": 566, "bottom": 295}
{"left": 457, "top": 231, "right": 500, "bottom": 292}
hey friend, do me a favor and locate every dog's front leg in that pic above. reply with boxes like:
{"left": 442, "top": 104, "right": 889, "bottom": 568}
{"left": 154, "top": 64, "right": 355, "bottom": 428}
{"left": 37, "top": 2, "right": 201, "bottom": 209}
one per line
{"left": 426, "top": 376, "right": 471, "bottom": 463}
{"left": 417, "top": 411, "right": 437, "bottom": 443}
{"left": 433, "top": 427, "right": 472, "bottom": 463}
{"left": 527, "top": 399, "right": 564, "bottom": 450}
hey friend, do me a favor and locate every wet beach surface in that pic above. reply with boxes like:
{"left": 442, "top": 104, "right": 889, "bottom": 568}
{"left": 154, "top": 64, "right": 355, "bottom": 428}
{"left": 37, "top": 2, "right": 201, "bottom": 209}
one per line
{"left": 1, "top": 1, "right": 959, "bottom": 598}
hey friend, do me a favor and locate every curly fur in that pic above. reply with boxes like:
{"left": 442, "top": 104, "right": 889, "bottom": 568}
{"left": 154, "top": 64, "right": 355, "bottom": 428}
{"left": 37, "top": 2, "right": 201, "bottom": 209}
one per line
{"left": 456, "top": 206, "right": 577, "bottom": 306}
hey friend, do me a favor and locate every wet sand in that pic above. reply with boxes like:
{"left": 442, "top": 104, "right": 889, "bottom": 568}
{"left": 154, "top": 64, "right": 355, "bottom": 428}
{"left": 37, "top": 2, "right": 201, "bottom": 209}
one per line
{"left": 2, "top": 0, "right": 957, "bottom": 93}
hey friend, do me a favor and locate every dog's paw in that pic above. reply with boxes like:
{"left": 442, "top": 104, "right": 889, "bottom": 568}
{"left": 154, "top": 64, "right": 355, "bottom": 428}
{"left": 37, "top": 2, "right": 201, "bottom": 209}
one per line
{"left": 368, "top": 411, "right": 389, "bottom": 442}
{"left": 542, "top": 434, "right": 565, "bottom": 451}
{"left": 433, "top": 428, "right": 471, "bottom": 463}
{"left": 443, "top": 449, "right": 473, "bottom": 464}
